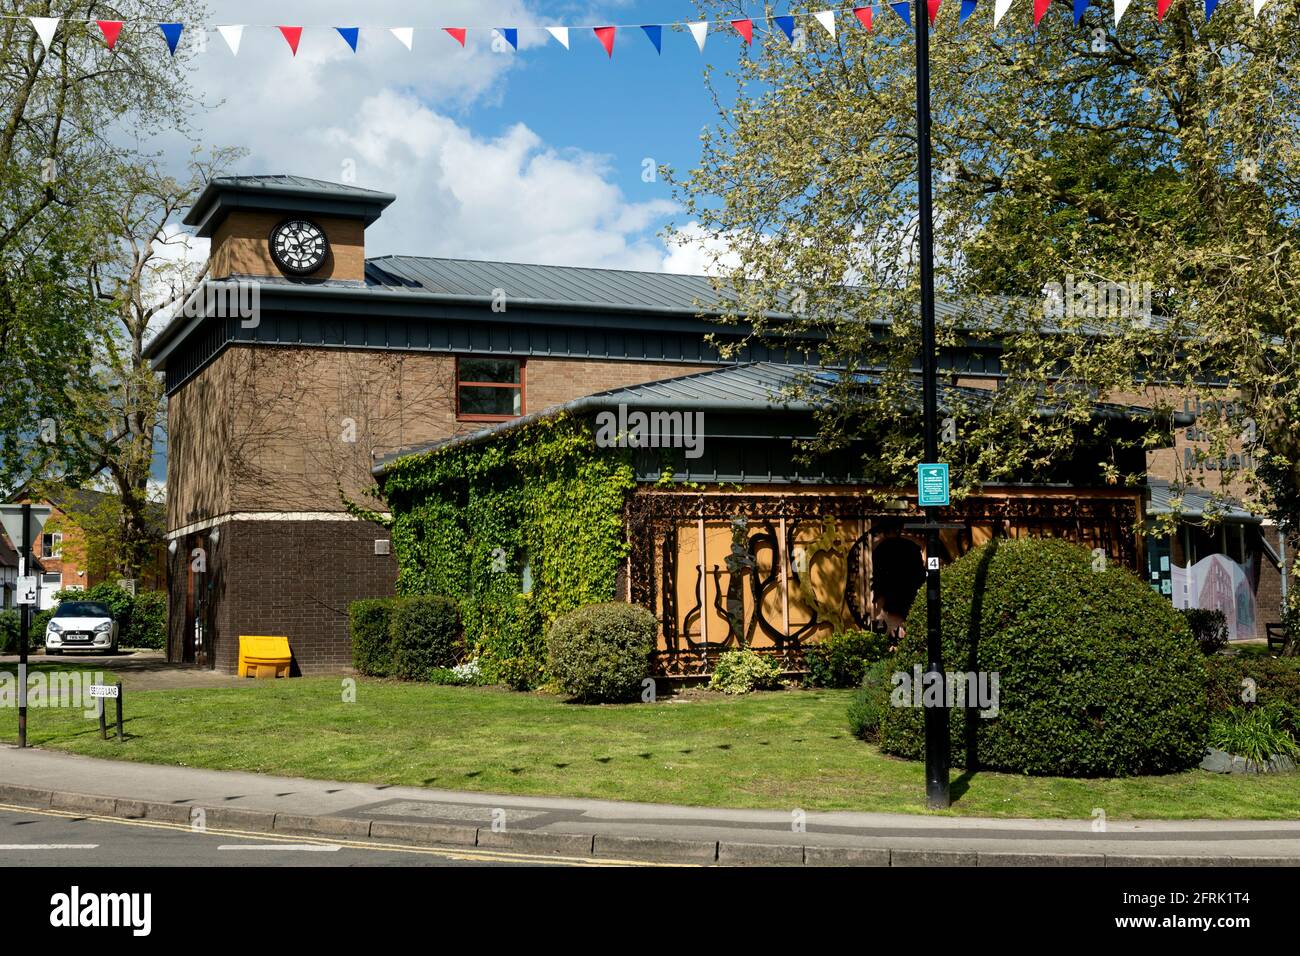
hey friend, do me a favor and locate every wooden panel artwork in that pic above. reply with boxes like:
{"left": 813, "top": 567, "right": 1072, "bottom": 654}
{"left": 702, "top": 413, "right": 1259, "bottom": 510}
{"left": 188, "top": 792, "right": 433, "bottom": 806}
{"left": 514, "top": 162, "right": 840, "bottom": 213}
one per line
{"left": 626, "top": 488, "right": 1142, "bottom": 677}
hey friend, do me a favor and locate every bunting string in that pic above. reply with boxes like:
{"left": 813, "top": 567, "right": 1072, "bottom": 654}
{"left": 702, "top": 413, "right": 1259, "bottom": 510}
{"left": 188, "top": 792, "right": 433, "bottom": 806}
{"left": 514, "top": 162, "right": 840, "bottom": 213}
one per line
{"left": 3, "top": 1, "right": 1267, "bottom": 60}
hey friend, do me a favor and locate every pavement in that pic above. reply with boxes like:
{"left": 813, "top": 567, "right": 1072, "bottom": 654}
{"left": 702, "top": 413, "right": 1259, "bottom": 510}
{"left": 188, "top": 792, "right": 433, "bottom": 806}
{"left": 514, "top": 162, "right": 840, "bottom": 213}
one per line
{"left": 1, "top": 747, "right": 1298, "bottom": 866}
{"left": 0, "top": 650, "right": 248, "bottom": 692}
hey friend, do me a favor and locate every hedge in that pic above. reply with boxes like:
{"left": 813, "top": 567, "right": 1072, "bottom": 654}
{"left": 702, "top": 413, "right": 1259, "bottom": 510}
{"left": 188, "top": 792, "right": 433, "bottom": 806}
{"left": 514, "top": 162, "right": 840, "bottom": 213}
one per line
{"left": 547, "top": 602, "right": 657, "bottom": 702}
{"left": 390, "top": 595, "right": 462, "bottom": 680}
{"left": 879, "top": 537, "right": 1209, "bottom": 777}
{"left": 350, "top": 598, "right": 396, "bottom": 677}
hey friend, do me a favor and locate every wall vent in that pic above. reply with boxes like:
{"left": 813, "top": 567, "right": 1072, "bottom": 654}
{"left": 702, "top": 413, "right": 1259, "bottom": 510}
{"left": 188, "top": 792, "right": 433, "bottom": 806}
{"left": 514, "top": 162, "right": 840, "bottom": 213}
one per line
{"left": 374, "top": 539, "right": 391, "bottom": 556}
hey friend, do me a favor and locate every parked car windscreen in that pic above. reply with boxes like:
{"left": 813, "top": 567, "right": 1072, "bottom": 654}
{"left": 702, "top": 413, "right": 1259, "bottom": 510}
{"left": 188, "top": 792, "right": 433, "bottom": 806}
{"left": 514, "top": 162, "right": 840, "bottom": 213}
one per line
{"left": 53, "top": 602, "right": 112, "bottom": 618}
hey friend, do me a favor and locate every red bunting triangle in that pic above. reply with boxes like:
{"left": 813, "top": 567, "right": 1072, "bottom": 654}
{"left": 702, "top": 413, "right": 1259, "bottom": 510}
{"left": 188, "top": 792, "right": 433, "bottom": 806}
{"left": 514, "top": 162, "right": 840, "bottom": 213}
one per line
{"left": 1033, "top": 0, "right": 1052, "bottom": 24}
{"left": 1156, "top": 0, "right": 1173, "bottom": 18}
{"left": 444, "top": 27, "right": 467, "bottom": 46}
{"left": 853, "top": 6, "right": 874, "bottom": 30}
{"left": 97, "top": 20, "right": 123, "bottom": 50}
{"left": 929, "top": 0, "right": 942, "bottom": 23}
{"left": 278, "top": 25, "right": 302, "bottom": 55}
{"left": 731, "top": 18, "right": 754, "bottom": 44}
{"left": 593, "top": 26, "right": 616, "bottom": 57}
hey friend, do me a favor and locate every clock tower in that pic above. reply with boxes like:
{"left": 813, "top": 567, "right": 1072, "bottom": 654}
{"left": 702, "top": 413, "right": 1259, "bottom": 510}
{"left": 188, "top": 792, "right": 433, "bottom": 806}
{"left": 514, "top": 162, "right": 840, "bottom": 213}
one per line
{"left": 182, "top": 174, "right": 395, "bottom": 283}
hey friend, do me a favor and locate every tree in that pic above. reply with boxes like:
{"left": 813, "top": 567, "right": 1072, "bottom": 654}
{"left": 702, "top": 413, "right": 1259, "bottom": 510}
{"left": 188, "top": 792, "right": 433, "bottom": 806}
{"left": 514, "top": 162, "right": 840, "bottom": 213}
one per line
{"left": 0, "top": 2, "right": 205, "bottom": 495}
{"left": 672, "top": 2, "right": 1300, "bottom": 652}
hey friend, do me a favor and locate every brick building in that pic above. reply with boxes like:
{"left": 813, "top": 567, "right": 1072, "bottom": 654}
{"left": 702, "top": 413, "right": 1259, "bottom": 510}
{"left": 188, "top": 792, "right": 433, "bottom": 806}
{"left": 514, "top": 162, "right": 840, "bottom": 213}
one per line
{"left": 145, "top": 175, "right": 1288, "bottom": 673}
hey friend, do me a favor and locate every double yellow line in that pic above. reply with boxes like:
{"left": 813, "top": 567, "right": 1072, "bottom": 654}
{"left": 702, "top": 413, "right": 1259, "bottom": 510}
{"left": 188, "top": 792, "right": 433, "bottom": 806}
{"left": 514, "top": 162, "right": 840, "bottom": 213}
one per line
{"left": 0, "top": 801, "right": 687, "bottom": 867}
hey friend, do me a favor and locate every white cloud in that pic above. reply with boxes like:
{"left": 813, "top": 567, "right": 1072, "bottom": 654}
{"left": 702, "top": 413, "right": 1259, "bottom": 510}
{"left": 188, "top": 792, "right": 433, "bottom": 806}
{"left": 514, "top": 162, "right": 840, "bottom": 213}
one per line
{"left": 660, "top": 221, "right": 744, "bottom": 276}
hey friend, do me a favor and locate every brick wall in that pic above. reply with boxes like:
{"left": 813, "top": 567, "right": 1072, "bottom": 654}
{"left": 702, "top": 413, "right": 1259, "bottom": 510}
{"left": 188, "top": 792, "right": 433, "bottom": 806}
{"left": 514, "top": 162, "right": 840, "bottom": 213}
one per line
{"left": 209, "top": 212, "right": 367, "bottom": 282}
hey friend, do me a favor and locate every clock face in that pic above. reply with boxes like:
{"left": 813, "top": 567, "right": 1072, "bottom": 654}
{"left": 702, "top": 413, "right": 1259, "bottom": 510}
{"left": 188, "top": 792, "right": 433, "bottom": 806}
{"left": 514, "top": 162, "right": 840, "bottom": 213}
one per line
{"left": 269, "top": 219, "right": 328, "bottom": 275}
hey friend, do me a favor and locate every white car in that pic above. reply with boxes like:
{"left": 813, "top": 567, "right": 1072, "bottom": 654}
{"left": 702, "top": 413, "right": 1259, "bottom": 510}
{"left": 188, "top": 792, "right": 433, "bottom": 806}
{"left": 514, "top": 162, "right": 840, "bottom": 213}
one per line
{"left": 44, "top": 601, "right": 119, "bottom": 655}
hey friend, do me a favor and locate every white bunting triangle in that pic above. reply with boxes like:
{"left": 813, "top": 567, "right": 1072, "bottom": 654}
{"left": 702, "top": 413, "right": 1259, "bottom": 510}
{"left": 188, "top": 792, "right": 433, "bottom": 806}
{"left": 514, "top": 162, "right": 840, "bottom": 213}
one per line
{"left": 218, "top": 25, "right": 244, "bottom": 56}
{"left": 813, "top": 10, "right": 837, "bottom": 38}
{"left": 1254, "top": 0, "right": 1270, "bottom": 13}
{"left": 688, "top": 21, "right": 708, "bottom": 52}
{"left": 29, "top": 17, "right": 59, "bottom": 51}
{"left": 391, "top": 27, "right": 414, "bottom": 50}
{"left": 545, "top": 26, "right": 570, "bottom": 48}
{"left": 994, "top": 0, "right": 1015, "bottom": 25}
{"left": 1114, "top": 0, "right": 1133, "bottom": 22}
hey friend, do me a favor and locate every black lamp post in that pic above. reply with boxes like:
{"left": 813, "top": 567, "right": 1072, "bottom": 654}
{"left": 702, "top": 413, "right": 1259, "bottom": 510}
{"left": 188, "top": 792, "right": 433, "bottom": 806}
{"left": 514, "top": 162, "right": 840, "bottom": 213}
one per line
{"left": 913, "top": 0, "right": 951, "bottom": 810}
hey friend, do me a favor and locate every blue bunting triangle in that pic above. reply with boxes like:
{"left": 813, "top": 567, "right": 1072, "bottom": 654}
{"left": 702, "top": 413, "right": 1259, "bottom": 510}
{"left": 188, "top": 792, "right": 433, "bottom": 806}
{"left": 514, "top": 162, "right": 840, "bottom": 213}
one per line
{"left": 641, "top": 24, "right": 662, "bottom": 53}
{"left": 1205, "top": 0, "right": 1219, "bottom": 17}
{"left": 497, "top": 27, "right": 518, "bottom": 50}
{"left": 336, "top": 27, "right": 359, "bottom": 51}
{"left": 1073, "top": 0, "right": 1090, "bottom": 23}
{"left": 773, "top": 15, "right": 796, "bottom": 42}
{"left": 891, "top": 2, "right": 912, "bottom": 26}
{"left": 959, "top": 0, "right": 978, "bottom": 23}
{"left": 158, "top": 22, "right": 183, "bottom": 55}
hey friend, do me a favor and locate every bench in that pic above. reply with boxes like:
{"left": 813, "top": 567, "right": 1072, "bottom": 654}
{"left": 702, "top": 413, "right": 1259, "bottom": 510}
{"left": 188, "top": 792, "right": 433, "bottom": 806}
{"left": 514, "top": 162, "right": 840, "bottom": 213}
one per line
{"left": 238, "top": 635, "right": 292, "bottom": 679}
{"left": 1265, "top": 624, "right": 1289, "bottom": 652}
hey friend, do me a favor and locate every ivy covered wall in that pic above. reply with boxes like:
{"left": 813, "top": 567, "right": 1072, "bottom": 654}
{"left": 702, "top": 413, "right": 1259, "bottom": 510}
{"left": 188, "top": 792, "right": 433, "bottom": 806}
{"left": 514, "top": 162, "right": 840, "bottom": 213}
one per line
{"left": 375, "top": 414, "right": 636, "bottom": 688}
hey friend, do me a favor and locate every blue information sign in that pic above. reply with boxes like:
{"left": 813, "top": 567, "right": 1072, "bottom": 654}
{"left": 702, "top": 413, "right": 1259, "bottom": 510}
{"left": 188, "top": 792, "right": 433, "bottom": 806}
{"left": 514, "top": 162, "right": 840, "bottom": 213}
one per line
{"left": 918, "top": 463, "right": 950, "bottom": 507}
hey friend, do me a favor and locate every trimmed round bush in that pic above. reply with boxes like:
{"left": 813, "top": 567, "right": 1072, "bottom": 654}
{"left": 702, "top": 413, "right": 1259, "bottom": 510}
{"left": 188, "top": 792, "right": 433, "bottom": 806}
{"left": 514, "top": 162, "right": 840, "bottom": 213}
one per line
{"left": 390, "top": 595, "right": 461, "bottom": 680}
{"left": 547, "top": 602, "right": 657, "bottom": 702}
{"left": 879, "top": 537, "right": 1208, "bottom": 777}
{"left": 350, "top": 598, "right": 396, "bottom": 676}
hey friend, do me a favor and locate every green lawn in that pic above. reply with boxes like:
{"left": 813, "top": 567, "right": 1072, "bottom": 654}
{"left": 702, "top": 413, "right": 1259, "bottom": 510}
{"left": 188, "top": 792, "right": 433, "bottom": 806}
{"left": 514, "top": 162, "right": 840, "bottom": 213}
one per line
{"left": 1, "top": 675, "right": 1296, "bottom": 819}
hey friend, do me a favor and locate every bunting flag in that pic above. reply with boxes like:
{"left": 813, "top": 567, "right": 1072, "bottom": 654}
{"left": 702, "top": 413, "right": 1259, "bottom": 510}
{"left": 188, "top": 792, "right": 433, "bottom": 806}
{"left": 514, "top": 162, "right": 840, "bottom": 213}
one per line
{"left": 29, "top": 17, "right": 59, "bottom": 51}
{"left": 854, "top": 6, "right": 874, "bottom": 30}
{"left": 960, "top": 0, "right": 979, "bottom": 24}
{"left": 731, "top": 18, "right": 754, "bottom": 44}
{"left": 641, "top": 24, "right": 662, "bottom": 53}
{"left": 814, "top": 10, "right": 837, "bottom": 36}
{"left": 336, "top": 26, "right": 359, "bottom": 51}
{"left": 688, "top": 21, "right": 708, "bottom": 52}
{"left": 545, "top": 26, "right": 570, "bottom": 48}
{"left": 278, "top": 25, "right": 302, "bottom": 55}
{"left": 1253, "top": 0, "right": 1269, "bottom": 13}
{"left": 994, "top": 0, "right": 1015, "bottom": 25}
{"left": 929, "top": 0, "right": 943, "bottom": 24}
{"left": 1033, "top": 0, "right": 1052, "bottom": 25}
{"left": 97, "top": 20, "right": 124, "bottom": 50}
{"left": 891, "top": 2, "right": 912, "bottom": 26}
{"left": 391, "top": 27, "right": 414, "bottom": 50}
{"left": 159, "top": 22, "right": 183, "bottom": 55}
{"left": 1205, "top": 0, "right": 1219, "bottom": 17}
{"left": 1156, "top": 0, "right": 1172, "bottom": 19}
{"left": 496, "top": 27, "right": 518, "bottom": 50}
{"left": 1074, "top": 0, "right": 1090, "bottom": 23}
{"left": 1114, "top": 0, "right": 1133, "bottom": 23}
{"left": 773, "top": 15, "right": 796, "bottom": 42}
{"left": 444, "top": 27, "right": 467, "bottom": 47}
{"left": 219, "top": 24, "right": 245, "bottom": 55}
{"left": 594, "top": 25, "right": 616, "bottom": 57}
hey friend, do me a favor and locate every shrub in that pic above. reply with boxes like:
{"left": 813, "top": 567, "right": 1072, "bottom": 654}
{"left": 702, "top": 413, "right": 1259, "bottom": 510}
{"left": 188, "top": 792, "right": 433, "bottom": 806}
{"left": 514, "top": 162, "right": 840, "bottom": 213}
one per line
{"left": 847, "top": 658, "right": 895, "bottom": 741}
{"left": 477, "top": 594, "right": 547, "bottom": 690}
{"left": 32, "top": 608, "right": 55, "bottom": 646}
{"left": 349, "top": 598, "right": 396, "bottom": 676}
{"left": 124, "top": 591, "right": 167, "bottom": 649}
{"left": 60, "top": 582, "right": 135, "bottom": 633}
{"left": 1209, "top": 705, "right": 1299, "bottom": 765}
{"left": 1181, "top": 608, "right": 1229, "bottom": 656}
{"left": 0, "top": 611, "right": 18, "bottom": 653}
{"left": 879, "top": 538, "right": 1209, "bottom": 777}
{"left": 806, "top": 628, "right": 892, "bottom": 688}
{"left": 390, "top": 595, "right": 461, "bottom": 680}
{"left": 547, "top": 602, "right": 657, "bottom": 702}
{"left": 708, "top": 650, "right": 784, "bottom": 695}
{"left": 1205, "top": 656, "right": 1300, "bottom": 739}
{"left": 427, "top": 661, "right": 484, "bottom": 686}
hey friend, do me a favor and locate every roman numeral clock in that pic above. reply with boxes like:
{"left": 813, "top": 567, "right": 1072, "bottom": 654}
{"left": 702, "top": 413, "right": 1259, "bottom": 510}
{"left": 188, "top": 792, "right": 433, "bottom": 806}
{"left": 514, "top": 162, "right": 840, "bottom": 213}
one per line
{"left": 269, "top": 218, "right": 329, "bottom": 275}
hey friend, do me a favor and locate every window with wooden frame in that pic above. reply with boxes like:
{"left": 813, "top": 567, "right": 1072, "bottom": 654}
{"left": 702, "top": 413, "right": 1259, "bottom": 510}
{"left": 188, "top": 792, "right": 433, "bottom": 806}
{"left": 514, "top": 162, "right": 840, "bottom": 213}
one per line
{"left": 456, "top": 357, "right": 524, "bottom": 421}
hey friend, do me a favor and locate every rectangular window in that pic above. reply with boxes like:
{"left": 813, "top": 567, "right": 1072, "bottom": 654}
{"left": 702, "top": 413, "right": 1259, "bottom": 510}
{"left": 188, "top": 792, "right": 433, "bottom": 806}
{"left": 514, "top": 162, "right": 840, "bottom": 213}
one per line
{"left": 457, "top": 358, "right": 524, "bottom": 421}
{"left": 41, "top": 533, "right": 62, "bottom": 559}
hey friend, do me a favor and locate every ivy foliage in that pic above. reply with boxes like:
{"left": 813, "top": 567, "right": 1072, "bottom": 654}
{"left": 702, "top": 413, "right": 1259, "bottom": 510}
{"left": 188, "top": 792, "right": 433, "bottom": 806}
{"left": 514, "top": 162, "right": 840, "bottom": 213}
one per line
{"left": 378, "top": 414, "right": 636, "bottom": 687}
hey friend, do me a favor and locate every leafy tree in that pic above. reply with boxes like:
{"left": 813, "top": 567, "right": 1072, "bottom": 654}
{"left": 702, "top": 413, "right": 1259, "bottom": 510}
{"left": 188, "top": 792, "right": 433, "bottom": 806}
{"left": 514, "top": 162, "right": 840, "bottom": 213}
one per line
{"left": 672, "top": 1, "right": 1300, "bottom": 652}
